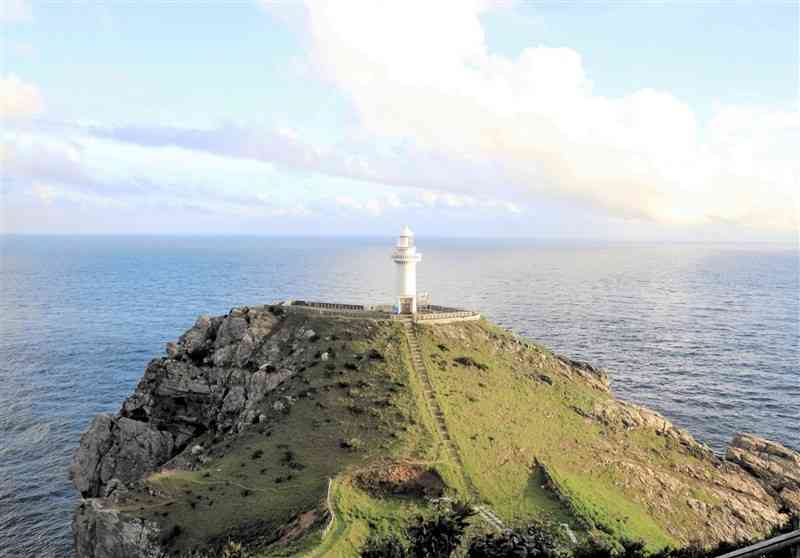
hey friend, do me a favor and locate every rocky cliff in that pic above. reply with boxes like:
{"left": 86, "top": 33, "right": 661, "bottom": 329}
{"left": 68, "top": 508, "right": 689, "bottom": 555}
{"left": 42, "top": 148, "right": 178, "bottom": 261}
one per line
{"left": 71, "top": 305, "right": 799, "bottom": 557}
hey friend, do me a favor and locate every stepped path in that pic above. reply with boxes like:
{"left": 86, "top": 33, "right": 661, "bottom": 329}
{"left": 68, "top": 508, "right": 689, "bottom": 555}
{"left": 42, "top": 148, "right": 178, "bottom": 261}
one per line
{"left": 401, "top": 319, "right": 504, "bottom": 532}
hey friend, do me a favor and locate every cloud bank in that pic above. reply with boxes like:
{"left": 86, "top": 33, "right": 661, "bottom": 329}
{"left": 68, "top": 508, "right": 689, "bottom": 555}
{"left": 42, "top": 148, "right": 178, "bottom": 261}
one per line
{"left": 301, "top": 1, "right": 798, "bottom": 231}
{"left": 4, "top": 3, "right": 797, "bottom": 236}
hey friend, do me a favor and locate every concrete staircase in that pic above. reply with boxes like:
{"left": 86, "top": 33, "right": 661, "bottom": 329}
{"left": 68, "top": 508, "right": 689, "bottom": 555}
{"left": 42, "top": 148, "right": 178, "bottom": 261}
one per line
{"left": 476, "top": 506, "right": 505, "bottom": 531}
{"left": 401, "top": 319, "right": 505, "bottom": 532}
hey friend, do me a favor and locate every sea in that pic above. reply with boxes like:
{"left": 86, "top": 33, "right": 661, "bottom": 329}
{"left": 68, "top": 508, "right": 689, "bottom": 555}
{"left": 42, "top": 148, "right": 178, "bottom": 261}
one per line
{"left": 1, "top": 236, "right": 798, "bottom": 557}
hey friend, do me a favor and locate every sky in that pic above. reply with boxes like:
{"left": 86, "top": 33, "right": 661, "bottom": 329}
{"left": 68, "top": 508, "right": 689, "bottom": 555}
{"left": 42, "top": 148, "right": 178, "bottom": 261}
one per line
{"left": 1, "top": 0, "right": 798, "bottom": 239}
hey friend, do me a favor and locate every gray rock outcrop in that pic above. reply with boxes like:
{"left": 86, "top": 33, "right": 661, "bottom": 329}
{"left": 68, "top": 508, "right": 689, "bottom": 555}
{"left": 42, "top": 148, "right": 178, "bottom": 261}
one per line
{"left": 727, "top": 432, "right": 800, "bottom": 514}
{"left": 590, "top": 399, "right": 707, "bottom": 455}
{"left": 73, "top": 499, "right": 163, "bottom": 558}
{"left": 71, "top": 414, "right": 174, "bottom": 497}
{"left": 71, "top": 305, "right": 325, "bottom": 557}
{"left": 71, "top": 306, "right": 294, "bottom": 500}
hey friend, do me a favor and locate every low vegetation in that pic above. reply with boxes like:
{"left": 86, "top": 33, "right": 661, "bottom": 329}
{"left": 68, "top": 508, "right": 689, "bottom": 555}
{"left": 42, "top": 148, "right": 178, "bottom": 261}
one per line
{"left": 359, "top": 505, "right": 799, "bottom": 558}
{"left": 116, "top": 315, "right": 439, "bottom": 556}
{"left": 95, "top": 313, "right": 795, "bottom": 556}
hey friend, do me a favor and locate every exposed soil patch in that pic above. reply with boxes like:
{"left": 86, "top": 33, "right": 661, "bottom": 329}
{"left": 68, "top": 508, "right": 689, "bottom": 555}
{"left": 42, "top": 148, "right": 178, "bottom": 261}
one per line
{"left": 274, "top": 509, "right": 322, "bottom": 546}
{"left": 354, "top": 463, "right": 445, "bottom": 498}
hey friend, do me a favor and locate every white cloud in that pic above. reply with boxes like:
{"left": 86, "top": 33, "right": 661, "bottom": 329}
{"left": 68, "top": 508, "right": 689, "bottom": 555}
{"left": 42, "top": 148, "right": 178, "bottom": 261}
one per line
{"left": 0, "top": 74, "right": 43, "bottom": 118}
{"left": 31, "top": 182, "right": 57, "bottom": 205}
{"left": 3, "top": 130, "right": 318, "bottom": 222}
{"left": 415, "top": 190, "right": 521, "bottom": 213}
{"left": 1, "top": 0, "right": 31, "bottom": 23}
{"left": 303, "top": 1, "right": 799, "bottom": 231}
{"left": 333, "top": 189, "right": 522, "bottom": 218}
{"left": 2, "top": 135, "right": 88, "bottom": 184}
{"left": 30, "top": 182, "right": 130, "bottom": 209}
{"left": 334, "top": 195, "right": 385, "bottom": 216}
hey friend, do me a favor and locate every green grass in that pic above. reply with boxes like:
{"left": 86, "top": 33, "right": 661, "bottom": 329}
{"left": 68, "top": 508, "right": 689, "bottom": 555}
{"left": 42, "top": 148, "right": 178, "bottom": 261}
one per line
{"left": 118, "top": 316, "right": 437, "bottom": 555}
{"left": 415, "top": 319, "right": 676, "bottom": 547}
{"left": 301, "top": 476, "right": 432, "bottom": 558}
{"left": 112, "top": 314, "right": 754, "bottom": 555}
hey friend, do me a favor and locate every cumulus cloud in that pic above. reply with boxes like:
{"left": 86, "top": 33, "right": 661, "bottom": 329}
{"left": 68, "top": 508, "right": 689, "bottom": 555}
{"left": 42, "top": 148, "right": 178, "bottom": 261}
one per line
{"left": 302, "top": 1, "right": 798, "bottom": 231}
{"left": 0, "top": 74, "right": 43, "bottom": 118}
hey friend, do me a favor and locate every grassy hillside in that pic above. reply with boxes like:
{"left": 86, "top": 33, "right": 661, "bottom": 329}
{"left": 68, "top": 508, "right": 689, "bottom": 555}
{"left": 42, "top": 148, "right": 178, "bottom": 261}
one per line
{"left": 109, "top": 315, "right": 780, "bottom": 556}
{"left": 414, "top": 320, "right": 674, "bottom": 548}
{"left": 115, "top": 316, "right": 441, "bottom": 556}
{"left": 413, "top": 319, "right": 783, "bottom": 550}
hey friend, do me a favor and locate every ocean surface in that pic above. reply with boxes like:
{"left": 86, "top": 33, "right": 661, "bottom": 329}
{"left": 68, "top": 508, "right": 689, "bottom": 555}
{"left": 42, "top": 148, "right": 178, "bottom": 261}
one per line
{"left": 1, "top": 236, "right": 798, "bottom": 557}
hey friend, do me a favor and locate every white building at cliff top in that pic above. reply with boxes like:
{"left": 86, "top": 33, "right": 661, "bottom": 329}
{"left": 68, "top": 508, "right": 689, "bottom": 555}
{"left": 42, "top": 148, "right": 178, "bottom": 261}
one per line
{"left": 391, "top": 226, "right": 422, "bottom": 314}
{"left": 278, "top": 226, "right": 479, "bottom": 322}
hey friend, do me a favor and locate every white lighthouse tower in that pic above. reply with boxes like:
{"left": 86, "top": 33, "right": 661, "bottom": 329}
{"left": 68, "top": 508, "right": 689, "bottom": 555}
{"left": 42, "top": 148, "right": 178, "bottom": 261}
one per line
{"left": 391, "top": 225, "right": 422, "bottom": 314}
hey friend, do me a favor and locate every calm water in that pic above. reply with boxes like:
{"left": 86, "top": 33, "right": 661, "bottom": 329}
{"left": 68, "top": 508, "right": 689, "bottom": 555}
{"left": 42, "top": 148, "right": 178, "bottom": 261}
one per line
{"left": 1, "top": 236, "right": 798, "bottom": 557}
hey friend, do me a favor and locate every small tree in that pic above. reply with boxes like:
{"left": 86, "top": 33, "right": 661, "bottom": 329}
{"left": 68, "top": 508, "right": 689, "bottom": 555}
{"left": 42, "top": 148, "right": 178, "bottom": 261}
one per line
{"left": 407, "top": 501, "right": 475, "bottom": 558}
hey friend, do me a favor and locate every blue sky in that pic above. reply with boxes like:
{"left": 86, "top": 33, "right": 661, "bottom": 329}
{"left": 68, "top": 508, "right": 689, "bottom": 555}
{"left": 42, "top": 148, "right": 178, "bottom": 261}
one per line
{"left": 2, "top": 0, "right": 798, "bottom": 239}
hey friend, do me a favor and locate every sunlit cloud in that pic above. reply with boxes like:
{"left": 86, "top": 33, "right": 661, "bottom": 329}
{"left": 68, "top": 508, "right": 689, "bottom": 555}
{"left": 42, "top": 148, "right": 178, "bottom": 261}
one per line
{"left": 301, "top": 1, "right": 799, "bottom": 231}
{"left": 0, "top": 75, "right": 43, "bottom": 118}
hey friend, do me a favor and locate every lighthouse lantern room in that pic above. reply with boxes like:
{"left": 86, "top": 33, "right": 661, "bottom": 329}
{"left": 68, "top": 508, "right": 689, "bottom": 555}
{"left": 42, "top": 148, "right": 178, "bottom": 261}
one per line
{"left": 391, "top": 226, "right": 422, "bottom": 314}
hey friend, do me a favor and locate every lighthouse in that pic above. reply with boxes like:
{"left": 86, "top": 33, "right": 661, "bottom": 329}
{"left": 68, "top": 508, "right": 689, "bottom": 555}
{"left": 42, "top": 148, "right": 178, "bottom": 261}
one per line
{"left": 391, "top": 225, "right": 422, "bottom": 314}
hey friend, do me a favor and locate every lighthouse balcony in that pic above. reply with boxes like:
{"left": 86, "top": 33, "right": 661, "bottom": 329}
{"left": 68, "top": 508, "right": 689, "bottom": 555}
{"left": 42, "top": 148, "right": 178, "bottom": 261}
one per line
{"left": 391, "top": 252, "right": 422, "bottom": 262}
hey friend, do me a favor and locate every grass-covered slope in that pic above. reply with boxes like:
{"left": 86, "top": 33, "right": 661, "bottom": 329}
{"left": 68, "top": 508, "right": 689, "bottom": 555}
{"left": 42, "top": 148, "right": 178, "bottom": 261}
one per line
{"left": 75, "top": 312, "right": 793, "bottom": 557}
{"left": 112, "top": 314, "right": 443, "bottom": 556}
{"left": 414, "top": 320, "right": 788, "bottom": 549}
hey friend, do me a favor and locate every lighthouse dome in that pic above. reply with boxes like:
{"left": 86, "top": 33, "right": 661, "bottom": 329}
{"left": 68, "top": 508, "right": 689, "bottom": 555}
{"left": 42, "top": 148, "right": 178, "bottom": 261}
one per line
{"left": 400, "top": 225, "right": 413, "bottom": 237}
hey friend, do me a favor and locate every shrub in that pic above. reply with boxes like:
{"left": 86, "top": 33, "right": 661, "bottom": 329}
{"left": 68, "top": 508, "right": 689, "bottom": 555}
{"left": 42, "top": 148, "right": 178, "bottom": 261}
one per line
{"left": 341, "top": 437, "right": 364, "bottom": 451}
{"left": 361, "top": 534, "right": 408, "bottom": 558}
{"left": 407, "top": 501, "right": 475, "bottom": 557}
{"left": 468, "top": 522, "right": 563, "bottom": 558}
{"left": 221, "top": 540, "right": 251, "bottom": 558}
{"left": 573, "top": 538, "right": 616, "bottom": 558}
{"left": 367, "top": 348, "right": 385, "bottom": 361}
{"left": 453, "top": 356, "right": 488, "bottom": 371}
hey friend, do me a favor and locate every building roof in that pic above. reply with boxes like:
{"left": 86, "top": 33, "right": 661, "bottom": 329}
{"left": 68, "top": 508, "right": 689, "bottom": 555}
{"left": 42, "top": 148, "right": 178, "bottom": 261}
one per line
{"left": 400, "top": 225, "right": 413, "bottom": 237}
